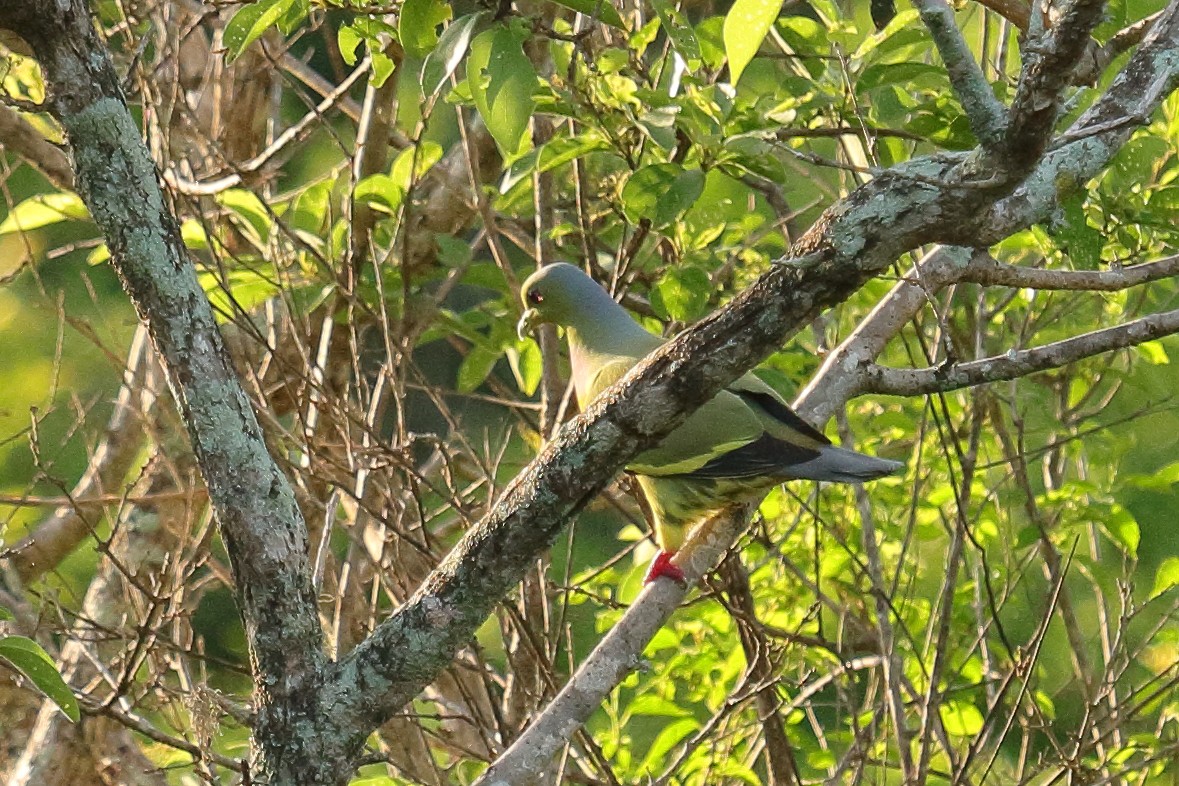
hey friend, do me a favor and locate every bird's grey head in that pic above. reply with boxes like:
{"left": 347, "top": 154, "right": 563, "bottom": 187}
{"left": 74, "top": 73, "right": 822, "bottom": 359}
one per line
{"left": 517, "top": 263, "right": 618, "bottom": 339}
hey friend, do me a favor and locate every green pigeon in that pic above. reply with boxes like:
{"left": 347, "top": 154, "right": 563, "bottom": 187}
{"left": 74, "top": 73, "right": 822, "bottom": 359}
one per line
{"left": 517, "top": 263, "right": 903, "bottom": 583}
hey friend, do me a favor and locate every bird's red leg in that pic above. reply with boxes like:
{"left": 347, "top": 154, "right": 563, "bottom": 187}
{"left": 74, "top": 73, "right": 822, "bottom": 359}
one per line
{"left": 643, "top": 550, "right": 687, "bottom": 585}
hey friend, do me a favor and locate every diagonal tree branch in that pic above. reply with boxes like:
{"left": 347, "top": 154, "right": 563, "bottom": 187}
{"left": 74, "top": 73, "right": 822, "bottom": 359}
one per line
{"left": 471, "top": 506, "right": 753, "bottom": 786}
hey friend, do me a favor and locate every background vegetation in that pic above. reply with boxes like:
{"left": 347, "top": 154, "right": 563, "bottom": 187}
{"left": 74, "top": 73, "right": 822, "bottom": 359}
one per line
{"left": 0, "top": 0, "right": 1177, "bottom": 783}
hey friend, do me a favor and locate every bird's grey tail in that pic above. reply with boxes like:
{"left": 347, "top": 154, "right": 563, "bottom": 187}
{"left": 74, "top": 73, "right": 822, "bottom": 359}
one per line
{"left": 787, "top": 444, "right": 904, "bottom": 483}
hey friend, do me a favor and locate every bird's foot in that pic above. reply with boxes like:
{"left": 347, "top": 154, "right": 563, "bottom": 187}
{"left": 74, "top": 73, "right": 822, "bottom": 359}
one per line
{"left": 643, "top": 551, "right": 687, "bottom": 585}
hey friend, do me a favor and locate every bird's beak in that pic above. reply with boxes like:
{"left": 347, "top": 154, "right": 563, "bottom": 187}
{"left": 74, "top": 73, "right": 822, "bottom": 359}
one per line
{"left": 517, "top": 308, "right": 540, "bottom": 341}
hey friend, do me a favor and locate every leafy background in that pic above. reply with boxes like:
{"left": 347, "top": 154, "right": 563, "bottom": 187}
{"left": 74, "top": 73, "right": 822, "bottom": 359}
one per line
{"left": 1, "top": 0, "right": 1178, "bottom": 782}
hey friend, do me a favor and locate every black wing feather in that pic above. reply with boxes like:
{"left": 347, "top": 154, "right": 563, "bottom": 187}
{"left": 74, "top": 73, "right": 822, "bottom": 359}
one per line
{"left": 679, "top": 433, "right": 822, "bottom": 479}
{"left": 735, "top": 390, "right": 832, "bottom": 445}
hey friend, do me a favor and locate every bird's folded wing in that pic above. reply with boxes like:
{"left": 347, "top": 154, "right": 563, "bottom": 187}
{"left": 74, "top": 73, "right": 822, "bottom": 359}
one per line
{"left": 584, "top": 358, "right": 838, "bottom": 479}
{"left": 629, "top": 389, "right": 765, "bottom": 476}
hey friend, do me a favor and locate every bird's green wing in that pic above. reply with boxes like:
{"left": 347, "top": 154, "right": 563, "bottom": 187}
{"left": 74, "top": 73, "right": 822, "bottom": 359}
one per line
{"left": 580, "top": 358, "right": 763, "bottom": 476}
{"left": 638, "top": 371, "right": 836, "bottom": 480}
{"left": 629, "top": 390, "right": 764, "bottom": 476}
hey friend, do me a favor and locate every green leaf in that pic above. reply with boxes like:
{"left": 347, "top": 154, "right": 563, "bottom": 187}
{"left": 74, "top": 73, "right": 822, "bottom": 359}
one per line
{"left": 224, "top": 0, "right": 298, "bottom": 62}
{"left": 371, "top": 50, "right": 396, "bottom": 88}
{"left": 722, "top": 0, "right": 783, "bottom": 85}
{"left": 1057, "top": 195, "right": 1103, "bottom": 269}
{"left": 87, "top": 244, "right": 111, "bottom": 265}
{"left": 390, "top": 141, "right": 445, "bottom": 191}
{"left": 639, "top": 717, "right": 697, "bottom": 772}
{"left": 0, "top": 192, "right": 89, "bottom": 236}
{"left": 652, "top": 0, "right": 701, "bottom": 61}
{"left": 217, "top": 189, "right": 272, "bottom": 242}
{"left": 1151, "top": 557, "right": 1179, "bottom": 598}
{"left": 421, "top": 12, "right": 488, "bottom": 102}
{"left": 651, "top": 265, "right": 710, "bottom": 322}
{"left": 289, "top": 181, "right": 332, "bottom": 235}
{"left": 275, "top": 0, "right": 308, "bottom": 35}
{"left": 457, "top": 345, "right": 501, "bottom": 392}
{"left": 806, "top": 749, "right": 837, "bottom": 769}
{"left": 851, "top": 8, "right": 921, "bottom": 60}
{"left": 1102, "top": 504, "right": 1139, "bottom": 557}
{"left": 180, "top": 219, "right": 210, "bottom": 251}
{"left": 856, "top": 62, "right": 945, "bottom": 92}
{"left": 628, "top": 694, "right": 692, "bottom": 717}
{"left": 0, "top": 636, "right": 80, "bottom": 722}
{"left": 338, "top": 23, "right": 364, "bottom": 66}
{"left": 200, "top": 269, "right": 283, "bottom": 320}
{"left": 620, "top": 163, "right": 705, "bottom": 228}
{"left": 546, "top": 0, "right": 625, "bottom": 28}
{"left": 467, "top": 23, "right": 538, "bottom": 158}
{"left": 501, "top": 132, "right": 609, "bottom": 192}
{"left": 399, "top": 0, "right": 453, "bottom": 58}
{"left": 0, "top": 606, "right": 14, "bottom": 621}
{"left": 354, "top": 174, "right": 405, "bottom": 215}
{"left": 507, "top": 339, "right": 543, "bottom": 396}
{"left": 939, "top": 700, "right": 984, "bottom": 736}
{"left": 1137, "top": 340, "right": 1169, "bottom": 365}
{"left": 1126, "top": 460, "right": 1179, "bottom": 491}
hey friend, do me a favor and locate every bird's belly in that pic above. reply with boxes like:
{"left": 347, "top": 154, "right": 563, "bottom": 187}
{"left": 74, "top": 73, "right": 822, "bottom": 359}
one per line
{"left": 633, "top": 474, "right": 770, "bottom": 552}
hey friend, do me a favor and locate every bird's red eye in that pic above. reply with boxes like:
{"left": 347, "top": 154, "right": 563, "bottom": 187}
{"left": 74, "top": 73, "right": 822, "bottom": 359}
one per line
{"left": 527, "top": 289, "right": 543, "bottom": 305}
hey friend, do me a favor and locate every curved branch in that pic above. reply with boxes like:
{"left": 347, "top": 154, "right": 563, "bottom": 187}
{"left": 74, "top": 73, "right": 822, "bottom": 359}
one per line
{"left": 864, "top": 307, "right": 1179, "bottom": 396}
